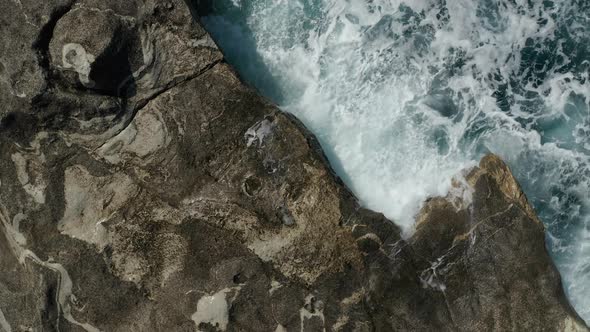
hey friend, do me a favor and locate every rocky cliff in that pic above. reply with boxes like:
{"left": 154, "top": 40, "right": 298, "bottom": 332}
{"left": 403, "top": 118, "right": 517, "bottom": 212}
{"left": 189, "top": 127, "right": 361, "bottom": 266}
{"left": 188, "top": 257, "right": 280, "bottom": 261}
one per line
{"left": 0, "top": 0, "right": 587, "bottom": 331}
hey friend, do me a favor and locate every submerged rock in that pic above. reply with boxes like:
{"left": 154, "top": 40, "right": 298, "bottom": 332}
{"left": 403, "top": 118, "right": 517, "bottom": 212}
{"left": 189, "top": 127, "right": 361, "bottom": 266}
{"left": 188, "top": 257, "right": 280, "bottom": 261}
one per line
{"left": 0, "top": 0, "right": 586, "bottom": 331}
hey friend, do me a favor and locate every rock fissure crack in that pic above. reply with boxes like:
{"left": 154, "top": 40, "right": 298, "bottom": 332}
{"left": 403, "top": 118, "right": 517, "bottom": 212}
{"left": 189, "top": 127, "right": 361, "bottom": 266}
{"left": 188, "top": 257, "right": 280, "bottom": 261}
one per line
{"left": 91, "top": 58, "right": 224, "bottom": 154}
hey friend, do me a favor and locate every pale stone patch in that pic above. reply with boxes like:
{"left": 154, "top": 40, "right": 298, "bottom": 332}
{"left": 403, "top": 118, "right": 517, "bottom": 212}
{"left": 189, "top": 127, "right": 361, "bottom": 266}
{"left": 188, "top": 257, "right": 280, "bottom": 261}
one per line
{"left": 0, "top": 308, "right": 12, "bottom": 332}
{"left": 111, "top": 252, "right": 149, "bottom": 285}
{"left": 243, "top": 167, "right": 360, "bottom": 284}
{"left": 28, "top": 252, "right": 101, "bottom": 332}
{"left": 10, "top": 214, "right": 27, "bottom": 247}
{"left": 76, "top": 113, "right": 117, "bottom": 130}
{"left": 332, "top": 315, "right": 349, "bottom": 331}
{"left": 247, "top": 226, "right": 302, "bottom": 269}
{"left": 419, "top": 255, "right": 448, "bottom": 292}
{"left": 189, "top": 35, "right": 217, "bottom": 48}
{"left": 0, "top": 204, "right": 100, "bottom": 332}
{"left": 180, "top": 193, "right": 260, "bottom": 237}
{"left": 332, "top": 291, "right": 364, "bottom": 331}
{"left": 245, "top": 119, "right": 274, "bottom": 147}
{"left": 108, "top": 225, "right": 188, "bottom": 286}
{"left": 157, "top": 233, "right": 187, "bottom": 285}
{"left": 562, "top": 317, "right": 587, "bottom": 332}
{"left": 11, "top": 152, "right": 47, "bottom": 204}
{"left": 192, "top": 287, "right": 241, "bottom": 331}
{"left": 62, "top": 43, "right": 96, "bottom": 87}
{"left": 269, "top": 280, "right": 282, "bottom": 295}
{"left": 60, "top": 165, "right": 138, "bottom": 250}
{"left": 9, "top": 132, "right": 49, "bottom": 204}
{"left": 97, "top": 108, "right": 170, "bottom": 164}
{"left": 300, "top": 294, "right": 325, "bottom": 332}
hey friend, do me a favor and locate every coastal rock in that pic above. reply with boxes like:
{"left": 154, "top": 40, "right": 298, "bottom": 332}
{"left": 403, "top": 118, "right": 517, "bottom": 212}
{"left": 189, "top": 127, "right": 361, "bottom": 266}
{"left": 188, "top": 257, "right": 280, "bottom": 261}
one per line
{"left": 0, "top": 0, "right": 586, "bottom": 331}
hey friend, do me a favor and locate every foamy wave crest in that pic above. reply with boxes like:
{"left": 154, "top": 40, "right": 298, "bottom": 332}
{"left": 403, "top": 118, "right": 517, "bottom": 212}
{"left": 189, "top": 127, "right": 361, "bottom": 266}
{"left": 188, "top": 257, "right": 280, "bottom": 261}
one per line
{"left": 202, "top": 0, "right": 590, "bottom": 322}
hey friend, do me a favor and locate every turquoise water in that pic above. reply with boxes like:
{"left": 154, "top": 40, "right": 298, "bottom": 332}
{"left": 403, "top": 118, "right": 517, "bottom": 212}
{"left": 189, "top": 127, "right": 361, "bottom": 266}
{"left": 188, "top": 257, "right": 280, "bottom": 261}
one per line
{"left": 201, "top": 0, "right": 590, "bottom": 322}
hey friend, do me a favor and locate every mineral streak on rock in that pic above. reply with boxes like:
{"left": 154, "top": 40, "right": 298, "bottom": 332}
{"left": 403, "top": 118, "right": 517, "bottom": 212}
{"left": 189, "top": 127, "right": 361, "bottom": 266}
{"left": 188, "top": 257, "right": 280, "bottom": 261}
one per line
{"left": 60, "top": 43, "right": 96, "bottom": 87}
{"left": 0, "top": 0, "right": 587, "bottom": 331}
{"left": 191, "top": 286, "right": 242, "bottom": 331}
{"left": 0, "top": 308, "right": 11, "bottom": 332}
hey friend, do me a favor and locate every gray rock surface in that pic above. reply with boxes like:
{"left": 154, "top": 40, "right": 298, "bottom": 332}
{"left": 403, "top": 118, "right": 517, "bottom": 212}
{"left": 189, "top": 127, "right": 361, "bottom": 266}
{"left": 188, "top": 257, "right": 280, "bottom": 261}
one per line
{"left": 0, "top": 0, "right": 587, "bottom": 331}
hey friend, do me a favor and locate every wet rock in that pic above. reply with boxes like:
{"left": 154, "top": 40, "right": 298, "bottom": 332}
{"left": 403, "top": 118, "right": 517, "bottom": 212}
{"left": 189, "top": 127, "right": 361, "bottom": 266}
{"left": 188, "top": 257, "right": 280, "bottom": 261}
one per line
{"left": 0, "top": 0, "right": 587, "bottom": 331}
{"left": 404, "top": 156, "right": 588, "bottom": 330}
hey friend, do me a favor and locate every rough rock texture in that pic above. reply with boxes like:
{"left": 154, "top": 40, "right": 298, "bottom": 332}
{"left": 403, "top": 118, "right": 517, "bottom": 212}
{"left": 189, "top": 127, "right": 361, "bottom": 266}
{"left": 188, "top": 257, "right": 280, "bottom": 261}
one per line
{"left": 0, "top": 0, "right": 587, "bottom": 331}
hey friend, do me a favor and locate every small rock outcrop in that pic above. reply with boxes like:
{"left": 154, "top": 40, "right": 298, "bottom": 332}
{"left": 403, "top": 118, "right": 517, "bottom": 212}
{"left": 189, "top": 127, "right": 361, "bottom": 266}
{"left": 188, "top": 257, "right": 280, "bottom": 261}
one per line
{"left": 0, "top": 0, "right": 586, "bottom": 331}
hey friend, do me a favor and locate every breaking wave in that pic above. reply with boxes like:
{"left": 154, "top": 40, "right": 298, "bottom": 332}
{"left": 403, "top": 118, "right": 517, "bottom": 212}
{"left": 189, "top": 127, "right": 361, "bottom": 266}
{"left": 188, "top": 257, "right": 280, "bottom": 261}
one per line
{"left": 202, "top": 0, "right": 590, "bottom": 322}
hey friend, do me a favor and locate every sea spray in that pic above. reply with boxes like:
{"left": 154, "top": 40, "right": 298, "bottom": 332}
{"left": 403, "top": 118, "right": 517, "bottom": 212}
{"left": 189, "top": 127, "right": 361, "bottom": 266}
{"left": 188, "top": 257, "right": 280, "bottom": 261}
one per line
{"left": 202, "top": 0, "right": 590, "bottom": 322}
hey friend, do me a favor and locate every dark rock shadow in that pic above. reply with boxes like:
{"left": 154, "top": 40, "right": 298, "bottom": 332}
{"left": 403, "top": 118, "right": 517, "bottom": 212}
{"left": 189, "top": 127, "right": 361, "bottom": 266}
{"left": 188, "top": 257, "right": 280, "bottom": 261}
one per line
{"left": 184, "top": 0, "right": 285, "bottom": 103}
{"left": 89, "top": 41, "right": 138, "bottom": 99}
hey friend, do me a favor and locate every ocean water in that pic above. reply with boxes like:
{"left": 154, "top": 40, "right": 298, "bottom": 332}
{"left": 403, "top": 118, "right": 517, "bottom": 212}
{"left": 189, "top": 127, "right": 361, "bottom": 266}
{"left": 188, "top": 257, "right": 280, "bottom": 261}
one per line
{"left": 201, "top": 0, "right": 590, "bottom": 322}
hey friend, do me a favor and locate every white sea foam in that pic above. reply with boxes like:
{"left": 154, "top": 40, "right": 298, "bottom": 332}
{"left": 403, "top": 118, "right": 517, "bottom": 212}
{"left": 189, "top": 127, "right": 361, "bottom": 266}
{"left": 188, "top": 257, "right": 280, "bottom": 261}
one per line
{"left": 203, "top": 0, "right": 590, "bottom": 322}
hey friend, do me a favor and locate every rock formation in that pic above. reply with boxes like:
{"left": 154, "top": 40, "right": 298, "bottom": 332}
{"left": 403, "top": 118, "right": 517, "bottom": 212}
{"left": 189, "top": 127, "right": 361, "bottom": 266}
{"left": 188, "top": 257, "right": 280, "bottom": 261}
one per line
{"left": 0, "top": 0, "right": 586, "bottom": 331}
